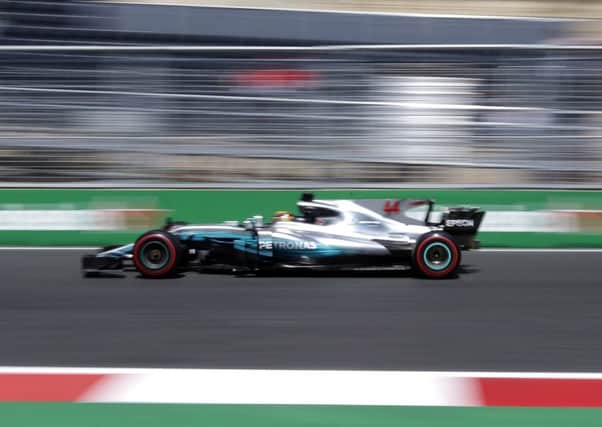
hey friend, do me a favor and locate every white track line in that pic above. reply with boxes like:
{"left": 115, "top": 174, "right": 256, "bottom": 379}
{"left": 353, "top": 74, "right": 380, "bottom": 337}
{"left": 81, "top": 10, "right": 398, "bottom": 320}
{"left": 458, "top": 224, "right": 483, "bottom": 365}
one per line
{"left": 1, "top": 366, "right": 602, "bottom": 378}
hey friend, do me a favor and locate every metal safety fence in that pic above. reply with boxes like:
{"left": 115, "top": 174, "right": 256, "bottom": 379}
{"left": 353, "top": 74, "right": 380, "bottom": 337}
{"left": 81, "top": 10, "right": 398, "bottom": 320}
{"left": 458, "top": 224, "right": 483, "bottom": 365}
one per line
{"left": 0, "top": 45, "right": 601, "bottom": 186}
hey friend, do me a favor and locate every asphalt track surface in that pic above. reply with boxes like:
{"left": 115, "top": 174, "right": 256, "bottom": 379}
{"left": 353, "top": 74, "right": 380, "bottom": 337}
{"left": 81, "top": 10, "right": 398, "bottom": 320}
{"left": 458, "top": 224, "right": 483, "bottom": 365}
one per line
{"left": 0, "top": 249, "right": 601, "bottom": 372}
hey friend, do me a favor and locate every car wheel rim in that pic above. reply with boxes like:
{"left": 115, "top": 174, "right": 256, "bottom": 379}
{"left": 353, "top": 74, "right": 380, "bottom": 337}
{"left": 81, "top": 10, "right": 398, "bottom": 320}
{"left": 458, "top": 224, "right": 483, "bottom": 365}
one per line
{"left": 423, "top": 241, "right": 452, "bottom": 271}
{"left": 140, "top": 241, "right": 170, "bottom": 270}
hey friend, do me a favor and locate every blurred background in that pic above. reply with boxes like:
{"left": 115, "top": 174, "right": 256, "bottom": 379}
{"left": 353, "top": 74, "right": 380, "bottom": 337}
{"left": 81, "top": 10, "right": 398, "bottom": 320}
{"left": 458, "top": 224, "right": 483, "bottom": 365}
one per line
{"left": 4, "top": 4, "right": 602, "bottom": 422}
{"left": 0, "top": 0, "right": 601, "bottom": 187}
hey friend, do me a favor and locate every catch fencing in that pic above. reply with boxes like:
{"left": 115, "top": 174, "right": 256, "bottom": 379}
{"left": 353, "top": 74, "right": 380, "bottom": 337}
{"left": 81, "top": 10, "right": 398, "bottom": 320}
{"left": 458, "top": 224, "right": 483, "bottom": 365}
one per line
{"left": 0, "top": 45, "right": 601, "bottom": 186}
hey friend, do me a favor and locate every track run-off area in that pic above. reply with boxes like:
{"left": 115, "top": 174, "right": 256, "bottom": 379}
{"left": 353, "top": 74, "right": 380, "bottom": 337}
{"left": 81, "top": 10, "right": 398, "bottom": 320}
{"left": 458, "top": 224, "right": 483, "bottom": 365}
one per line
{"left": 0, "top": 248, "right": 600, "bottom": 372}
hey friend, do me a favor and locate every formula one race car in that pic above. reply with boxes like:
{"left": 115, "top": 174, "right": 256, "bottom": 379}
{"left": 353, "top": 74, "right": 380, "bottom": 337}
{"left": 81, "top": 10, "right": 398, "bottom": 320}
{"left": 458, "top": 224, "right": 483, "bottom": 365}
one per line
{"left": 82, "top": 193, "right": 484, "bottom": 279}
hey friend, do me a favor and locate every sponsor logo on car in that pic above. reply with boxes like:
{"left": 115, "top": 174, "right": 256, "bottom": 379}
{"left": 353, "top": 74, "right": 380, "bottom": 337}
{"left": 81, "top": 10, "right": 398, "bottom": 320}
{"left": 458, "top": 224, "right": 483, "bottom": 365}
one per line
{"left": 383, "top": 200, "right": 401, "bottom": 214}
{"left": 445, "top": 219, "right": 475, "bottom": 227}
{"left": 260, "top": 240, "right": 317, "bottom": 250}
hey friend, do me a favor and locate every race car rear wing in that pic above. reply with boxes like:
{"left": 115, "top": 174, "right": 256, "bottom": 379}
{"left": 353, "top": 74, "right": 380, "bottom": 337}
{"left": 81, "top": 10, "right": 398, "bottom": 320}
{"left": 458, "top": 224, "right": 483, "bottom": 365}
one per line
{"left": 435, "top": 206, "right": 485, "bottom": 249}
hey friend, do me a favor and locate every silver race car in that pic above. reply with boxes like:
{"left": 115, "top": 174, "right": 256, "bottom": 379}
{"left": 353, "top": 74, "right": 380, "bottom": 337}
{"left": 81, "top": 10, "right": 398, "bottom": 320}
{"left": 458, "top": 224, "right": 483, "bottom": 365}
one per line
{"left": 82, "top": 193, "right": 484, "bottom": 279}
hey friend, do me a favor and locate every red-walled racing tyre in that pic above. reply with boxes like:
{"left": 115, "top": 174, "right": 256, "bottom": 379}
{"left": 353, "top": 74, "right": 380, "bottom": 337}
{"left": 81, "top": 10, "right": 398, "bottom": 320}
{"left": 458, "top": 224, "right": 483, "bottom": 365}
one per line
{"left": 413, "top": 232, "right": 461, "bottom": 278}
{"left": 133, "top": 230, "right": 183, "bottom": 278}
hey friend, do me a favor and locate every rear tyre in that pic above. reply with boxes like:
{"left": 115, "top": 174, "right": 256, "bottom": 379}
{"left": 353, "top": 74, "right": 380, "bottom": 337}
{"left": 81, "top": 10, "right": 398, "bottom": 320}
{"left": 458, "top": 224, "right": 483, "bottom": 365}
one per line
{"left": 133, "top": 230, "right": 183, "bottom": 278}
{"left": 413, "top": 232, "right": 461, "bottom": 278}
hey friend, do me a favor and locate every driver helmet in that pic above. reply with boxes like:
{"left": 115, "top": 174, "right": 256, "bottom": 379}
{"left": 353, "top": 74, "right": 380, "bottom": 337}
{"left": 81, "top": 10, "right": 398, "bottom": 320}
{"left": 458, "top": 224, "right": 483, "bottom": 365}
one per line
{"left": 272, "top": 210, "right": 295, "bottom": 222}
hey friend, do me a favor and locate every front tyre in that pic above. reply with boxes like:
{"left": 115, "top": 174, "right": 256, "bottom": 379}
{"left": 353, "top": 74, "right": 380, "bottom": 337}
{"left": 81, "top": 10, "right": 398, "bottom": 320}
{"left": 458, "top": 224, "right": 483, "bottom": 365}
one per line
{"left": 133, "top": 230, "right": 183, "bottom": 278}
{"left": 413, "top": 232, "right": 461, "bottom": 278}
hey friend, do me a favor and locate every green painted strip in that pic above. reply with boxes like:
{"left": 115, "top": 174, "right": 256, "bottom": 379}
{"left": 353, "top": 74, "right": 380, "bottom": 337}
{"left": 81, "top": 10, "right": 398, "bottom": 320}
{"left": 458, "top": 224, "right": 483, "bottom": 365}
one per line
{"left": 1, "top": 188, "right": 601, "bottom": 247}
{"left": 1, "top": 404, "right": 602, "bottom": 427}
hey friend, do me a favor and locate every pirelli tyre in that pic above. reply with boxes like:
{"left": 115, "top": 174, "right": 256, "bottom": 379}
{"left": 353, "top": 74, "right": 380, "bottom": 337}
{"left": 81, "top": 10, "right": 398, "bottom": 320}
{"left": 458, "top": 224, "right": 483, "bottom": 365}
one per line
{"left": 413, "top": 232, "right": 461, "bottom": 278}
{"left": 133, "top": 230, "right": 184, "bottom": 278}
